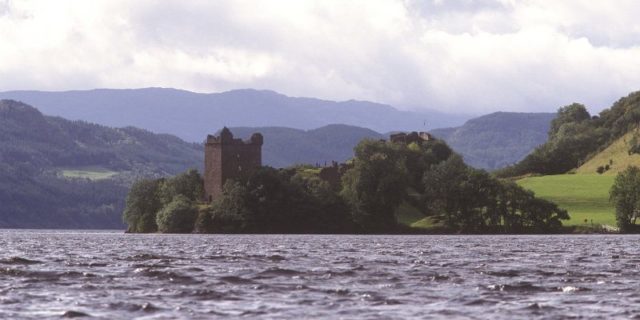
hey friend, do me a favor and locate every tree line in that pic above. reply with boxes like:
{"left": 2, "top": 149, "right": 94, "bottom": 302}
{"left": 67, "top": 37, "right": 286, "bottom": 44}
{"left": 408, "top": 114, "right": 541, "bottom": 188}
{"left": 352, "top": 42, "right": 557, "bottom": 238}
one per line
{"left": 497, "top": 91, "right": 640, "bottom": 177}
{"left": 124, "top": 137, "right": 569, "bottom": 234}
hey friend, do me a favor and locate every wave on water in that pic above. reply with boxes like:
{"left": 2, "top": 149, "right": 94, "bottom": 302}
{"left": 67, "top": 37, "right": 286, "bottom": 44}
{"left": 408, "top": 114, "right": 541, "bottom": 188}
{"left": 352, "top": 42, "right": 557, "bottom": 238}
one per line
{"left": 0, "top": 233, "right": 639, "bottom": 319}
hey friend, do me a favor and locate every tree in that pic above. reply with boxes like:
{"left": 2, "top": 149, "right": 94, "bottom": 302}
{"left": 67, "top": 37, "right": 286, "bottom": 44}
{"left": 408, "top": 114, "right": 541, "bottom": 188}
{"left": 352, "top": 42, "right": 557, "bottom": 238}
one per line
{"left": 610, "top": 166, "right": 640, "bottom": 232}
{"left": 423, "top": 155, "right": 569, "bottom": 233}
{"left": 196, "top": 167, "right": 354, "bottom": 234}
{"left": 290, "top": 173, "right": 354, "bottom": 233}
{"left": 122, "top": 178, "right": 164, "bottom": 233}
{"left": 242, "top": 167, "right": 299, "bottom": 232}
{"left": 156, "top": 195, "right": 198, "bottom": 233}
{"left": 422, "top": 155, "right": 470, "bottom": 229}
{"left": 519, "top": 197, "right": 568, "bottom": 232}
{"left": 158, "top": 168, "right": 204, "bottom": 205}
{"left": 402, "top": 140, "right": 453, "bottom": 192}
{"left": 549, "top": 103, "right": 591, "bottom": 137}
{"left": 341, "top": 140, "right": 408, "bottom": 232}
{"left": 201, "top": 180, "right": 252, "bottom": 233}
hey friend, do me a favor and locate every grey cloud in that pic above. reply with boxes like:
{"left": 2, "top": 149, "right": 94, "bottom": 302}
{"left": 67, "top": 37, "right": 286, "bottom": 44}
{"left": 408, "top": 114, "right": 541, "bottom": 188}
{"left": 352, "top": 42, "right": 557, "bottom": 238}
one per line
{"left": 0, "top": 1, "right": 639, "bottom": 115}
{"left": 0, "top": 0, "right": 9, "bottom": 16}
{"left": 406, "top": 0, "right": 512, "bottom": 16}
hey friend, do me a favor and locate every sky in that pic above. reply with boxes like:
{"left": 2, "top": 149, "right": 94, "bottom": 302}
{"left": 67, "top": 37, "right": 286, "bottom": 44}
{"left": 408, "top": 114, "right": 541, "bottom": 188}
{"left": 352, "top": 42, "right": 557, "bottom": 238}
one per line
{"left": 1, "top": 0, "right": 639, "bottom": 115}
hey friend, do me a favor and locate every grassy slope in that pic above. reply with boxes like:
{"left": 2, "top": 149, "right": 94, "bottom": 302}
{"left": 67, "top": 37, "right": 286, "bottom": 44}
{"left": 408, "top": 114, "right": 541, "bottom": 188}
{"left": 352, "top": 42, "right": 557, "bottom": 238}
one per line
{"left": 518, "top": 132, "right": 640, "bottom": 227}
{"left": 517, "top": 174, "right": 616, "bottom": 226}
{"left": 577, "top": 131, "right": 640, "bottom": 175}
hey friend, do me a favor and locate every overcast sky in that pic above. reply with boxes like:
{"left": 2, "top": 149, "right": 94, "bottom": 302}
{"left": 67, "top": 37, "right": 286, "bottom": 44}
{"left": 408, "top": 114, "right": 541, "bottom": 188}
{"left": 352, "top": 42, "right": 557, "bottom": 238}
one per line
{"left": 1, "top": 0, "right": 639, "bottom": 114}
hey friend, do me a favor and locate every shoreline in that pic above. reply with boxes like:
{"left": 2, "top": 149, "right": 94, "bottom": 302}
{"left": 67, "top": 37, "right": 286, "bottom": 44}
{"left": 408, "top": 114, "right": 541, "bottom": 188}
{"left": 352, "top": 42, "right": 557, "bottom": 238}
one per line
{"left": 0, "top": 230, "right": 622, "bottom": 235}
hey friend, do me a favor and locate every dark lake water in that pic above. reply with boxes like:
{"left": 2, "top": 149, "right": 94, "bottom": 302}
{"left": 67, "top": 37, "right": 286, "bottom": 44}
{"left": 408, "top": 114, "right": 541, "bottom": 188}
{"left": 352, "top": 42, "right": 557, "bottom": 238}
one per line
{"left": 1, "top": 231, "right": 639, "bottom": 319}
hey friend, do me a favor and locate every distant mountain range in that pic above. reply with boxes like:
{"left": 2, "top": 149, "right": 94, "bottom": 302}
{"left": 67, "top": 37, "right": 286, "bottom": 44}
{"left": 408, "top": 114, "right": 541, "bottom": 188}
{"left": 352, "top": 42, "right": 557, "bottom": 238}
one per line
{"left": 0, "top": 97, "right": 558, "bottom": 228}
{"left": 431, "top": 112, "right": 556, "bottom": 170}
{"left": 0, "top": 88, "right": 471, "bottom": 142}
{"left": 0, "top": 87, "right": 558, "bottom": 170}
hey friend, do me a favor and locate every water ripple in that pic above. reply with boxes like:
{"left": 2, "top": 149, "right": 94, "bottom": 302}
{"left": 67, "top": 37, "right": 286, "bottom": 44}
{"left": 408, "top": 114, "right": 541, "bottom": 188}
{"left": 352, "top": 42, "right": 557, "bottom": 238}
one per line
{"left": 0, "top": 231, "right": 639, "bottom": 319}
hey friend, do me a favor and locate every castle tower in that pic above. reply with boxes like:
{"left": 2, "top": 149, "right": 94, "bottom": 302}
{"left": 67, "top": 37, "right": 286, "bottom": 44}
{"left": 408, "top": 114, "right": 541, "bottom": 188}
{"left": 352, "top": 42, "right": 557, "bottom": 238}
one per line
{"left": 204, "top": 127, "right": 263, "bottom": 202}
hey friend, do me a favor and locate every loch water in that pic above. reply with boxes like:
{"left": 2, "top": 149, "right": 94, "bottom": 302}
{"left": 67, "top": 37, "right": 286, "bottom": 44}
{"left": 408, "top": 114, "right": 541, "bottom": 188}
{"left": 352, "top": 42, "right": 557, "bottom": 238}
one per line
{"left": 1, "top": 231, "right": 639, "bottom": 319}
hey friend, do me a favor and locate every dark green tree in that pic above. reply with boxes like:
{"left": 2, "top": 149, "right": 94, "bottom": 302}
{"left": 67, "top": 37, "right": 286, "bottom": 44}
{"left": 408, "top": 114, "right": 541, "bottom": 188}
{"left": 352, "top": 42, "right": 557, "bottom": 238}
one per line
{"left": 402, "top": 140, "right": 453, "bottom": 192}
{"left": 519, "top": 197, "right": 569, "bottom": 232}
{"left": 122, "top": 178, "right": 164, "bottom": 233}
{"left": 242, "top": 167, "right": 299, "bottom": 232}
{"left": 290, "top": 173, "right": 354, "bottom": 233}
{"left": 422, "top": 155, "right": 469, "bottom": 229}
{"left": 202, "top": 180, "right": 252, "bottom": 233}
{"left": 549, "top": 103, "right": 591, "bottom": 137}
{"left": 158, "top": 168, "right": 204, "bottom": 205}
{"left": 610, "top": 166, "right": 640, "bottom": 232}
{"left": 423, "top": 155, "right": 569, "bottom": 233}
{"left": 156, "top": 195, "right": 198, "bottom": 233}
{"left": 341, "top": 140, "right": 408, "bottom": 232}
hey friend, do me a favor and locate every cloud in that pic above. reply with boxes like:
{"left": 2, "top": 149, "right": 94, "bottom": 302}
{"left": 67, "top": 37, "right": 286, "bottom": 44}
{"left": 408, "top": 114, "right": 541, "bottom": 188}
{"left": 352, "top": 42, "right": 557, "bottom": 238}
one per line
{"left": 0, "top": 0, "right": 639, "bottom": 115}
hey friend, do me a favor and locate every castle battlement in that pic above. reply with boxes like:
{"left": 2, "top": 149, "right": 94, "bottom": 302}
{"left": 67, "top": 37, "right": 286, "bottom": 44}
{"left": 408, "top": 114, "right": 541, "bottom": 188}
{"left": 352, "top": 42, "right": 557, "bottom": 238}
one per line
{"left": 205, "top": 127, "right": 263, "bottom": 146}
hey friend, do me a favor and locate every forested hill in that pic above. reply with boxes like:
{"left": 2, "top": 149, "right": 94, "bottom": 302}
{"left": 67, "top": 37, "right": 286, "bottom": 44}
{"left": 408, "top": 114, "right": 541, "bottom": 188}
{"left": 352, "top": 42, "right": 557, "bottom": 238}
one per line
{"left": 0, "top": 88, "right": 471, "bottom": 142}
{"left": 430, "top": 112, "right": 556, "bottom": 170}
{"left": 498, "top": 90, "right": 640, "bottom": 177}
{"left": 0, "top": 100, "right": 202, "bottom": 228}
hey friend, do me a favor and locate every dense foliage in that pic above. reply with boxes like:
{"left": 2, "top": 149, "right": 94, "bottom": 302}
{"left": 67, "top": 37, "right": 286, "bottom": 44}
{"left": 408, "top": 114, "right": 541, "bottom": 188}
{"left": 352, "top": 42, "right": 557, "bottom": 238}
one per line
{"left": 122, "top": 179, "right": 163, "bottom": 233}
{"left": 0, "top": 99, "right": 202, "bottom": 229}
{"left": 341, "top": 141, "right": 410, "bottom": 232}
{"left": 156, "top": 195, "right": 198, "bottom": 233}
{"left": 498, "top": 92, "right": 640, "bottom": 177}
{"left": 200, "top": 168, "right": 353, "bottom": 233}
{"left": 126, "top": 138, "right": 569, "bottom": 234}
{"left": 124, "top": 169, "right": 203, "bottom": 233}
{"left": 423, "top": 155, "right": 568, "bottom": 232}
{"left": 610, "top": 166, "right": 640, "bottom": 232}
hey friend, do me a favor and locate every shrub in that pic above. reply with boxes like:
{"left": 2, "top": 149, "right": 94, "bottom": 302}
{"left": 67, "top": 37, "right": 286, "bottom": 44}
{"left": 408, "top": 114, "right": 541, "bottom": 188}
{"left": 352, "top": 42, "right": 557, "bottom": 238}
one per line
{"left": 156, "top": 195, "right": 198, "bottom": 233}
{"left": 610, "top": 166, "right": 640, "bottom": 232}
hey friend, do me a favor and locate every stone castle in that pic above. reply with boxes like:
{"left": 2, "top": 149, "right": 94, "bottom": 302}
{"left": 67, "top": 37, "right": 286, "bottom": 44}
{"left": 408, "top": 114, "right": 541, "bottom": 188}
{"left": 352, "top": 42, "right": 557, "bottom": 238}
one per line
{"left": 204, "top": 127, "right": 263, "bottom": 202}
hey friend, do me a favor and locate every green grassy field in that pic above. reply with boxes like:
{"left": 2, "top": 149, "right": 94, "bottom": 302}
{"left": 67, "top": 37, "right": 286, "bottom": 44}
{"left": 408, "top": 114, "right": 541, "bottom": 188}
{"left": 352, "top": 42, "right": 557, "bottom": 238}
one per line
{"left": 59, "top": 166, "right": 119, "bottom": 181}
{"left": 517, "top": 174, "right": 616, "bottom": 226}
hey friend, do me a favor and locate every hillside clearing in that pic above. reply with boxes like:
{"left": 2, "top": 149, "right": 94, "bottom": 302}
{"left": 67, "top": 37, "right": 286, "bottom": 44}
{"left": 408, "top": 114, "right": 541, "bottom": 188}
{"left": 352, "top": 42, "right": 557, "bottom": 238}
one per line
{"left": 59, "top": 166, "right": 119, "bottom": 181}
